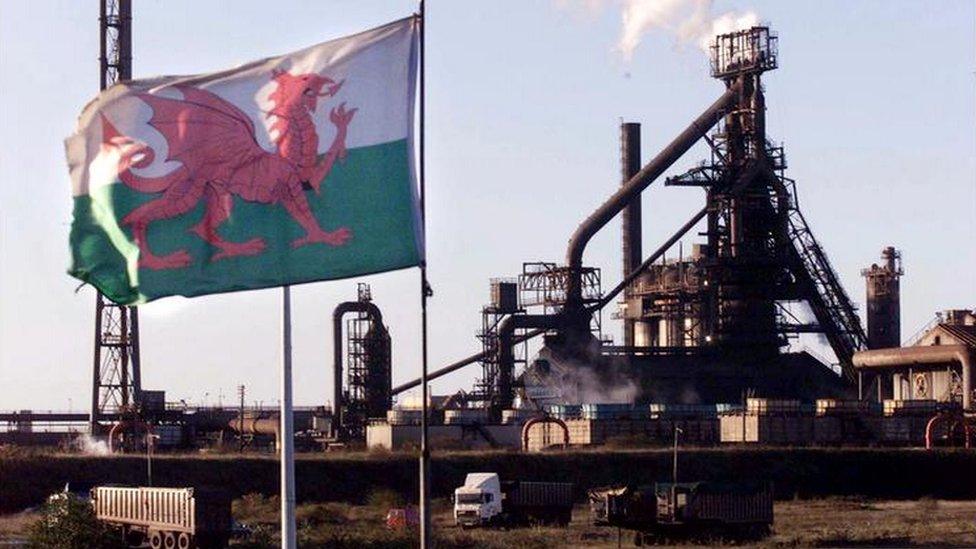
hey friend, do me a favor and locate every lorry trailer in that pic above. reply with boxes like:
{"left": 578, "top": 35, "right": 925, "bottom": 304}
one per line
{"left": 589, "top": 481, "right": 772, "bottom": 542}
{"left": 454, "top": 473, "right": 574, "bottom": 527}
{"left": 91, "top": 486, "right": 231, "bottom": 548}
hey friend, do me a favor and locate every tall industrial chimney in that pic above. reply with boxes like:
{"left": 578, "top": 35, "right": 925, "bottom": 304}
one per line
{"left": 621, "top": 122, "right": 642, "bottom": 346}
{"left": 862, "top": 247, "right": 903, "bottom": 349}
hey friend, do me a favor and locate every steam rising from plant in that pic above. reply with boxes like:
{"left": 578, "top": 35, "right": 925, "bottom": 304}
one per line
{"left": 523, "top": 346, "right": 640, "bottom": 405}
{"left": 557, "top": 0, "right": 759, "bottom": 62}
{"left": 74, "top": 434, "right": 110, "bottom": 455}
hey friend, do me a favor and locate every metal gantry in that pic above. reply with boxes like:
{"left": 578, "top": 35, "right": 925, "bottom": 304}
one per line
{"left": 633, "top": 26, "right": 866, "bottom": 375}
{"left": 91, "top": 0, "right": 141, "bottom": 431}
{"left": 473, "top": 263, "right": 604, "bottom": 410}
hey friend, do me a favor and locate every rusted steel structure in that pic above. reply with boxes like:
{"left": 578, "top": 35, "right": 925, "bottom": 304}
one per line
{"left": 606, "top": 27, "right": 867, "bottom": 378}
{"left": 862, "top": 247, "right": 903, "bottom": 350}
{"left": 332, "top": 284, "right": 392, "bottom": 439}
{"left": 397, "top": 26, "right": 869, "bottom": 410}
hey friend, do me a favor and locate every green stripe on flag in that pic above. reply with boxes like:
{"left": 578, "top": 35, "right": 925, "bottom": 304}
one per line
{"left": 69, "top": 139, "right": 420, "bottom": 304}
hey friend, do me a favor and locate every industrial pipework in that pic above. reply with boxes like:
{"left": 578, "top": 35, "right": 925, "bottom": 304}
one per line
{"left": 564, "top": 83, "right": 742, "bottom": 319}
{"left": 332, "top": 286, "right": 391, "bottom": 439}
{"left": 853, "top": 345, "right": 974, "bottom": 410}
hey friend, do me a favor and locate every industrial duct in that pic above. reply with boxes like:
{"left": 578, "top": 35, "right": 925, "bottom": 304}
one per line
{"left": 564, "top": 82, "right": 742, "bottom": 316}
{"left": 496, "top": 315, "right": 561, "bottom": 412}
{"left": 332, "top": 301, "right": 386, "bottom": 436}
{"left": 390, "top": 328, "right": 546, "bottom": 395}
{"left": 853, "top": 345, "right": 974, "bottom": 410}
{"left": 392, "top": 81, "right": 745, "bottom": 398}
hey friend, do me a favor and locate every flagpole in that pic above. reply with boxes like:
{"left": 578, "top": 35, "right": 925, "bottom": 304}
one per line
{"left": 418, "top": 2, "right": 432, "bottom": 548}
{"left": 280, "top": 285, "right": 297, "bottom": 549}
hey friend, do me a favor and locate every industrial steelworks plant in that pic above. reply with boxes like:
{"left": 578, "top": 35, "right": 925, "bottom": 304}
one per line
{"left": 4, "top": 25, "right": 974, "bottom": 454}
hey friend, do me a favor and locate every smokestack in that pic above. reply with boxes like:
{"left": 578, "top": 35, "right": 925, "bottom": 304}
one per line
{"left": 621, "top": 122, "right": 642, "bottom": 346}
{"left": 861, "top": 246, "right": 903, "bottom": 349}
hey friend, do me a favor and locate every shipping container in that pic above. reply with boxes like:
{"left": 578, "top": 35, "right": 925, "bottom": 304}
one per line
{"left": 545, "top": 404, "right": 582, "bottom": 420}
{"left": 883, "top": 399, "right": 939, "bottom": 417}
{"left": 387, "top": 409, "right": 423, "bottom": 425}
{"left": 720, "top": 414, "right": 814, "bottom": 444}
{"left": 581, "top": 403, "right": 645, "bottom": 420}
{"left": 502, "top": 480, "right": 575, "bottom": 525}
{"left": 444, "top": 409, "right": 490, "bottom": 425}
{"left": 815, "top": 399, "right": 880, "bottom": 416}
{"left": 746, "top": 398, "right": 802, "bottom": 415}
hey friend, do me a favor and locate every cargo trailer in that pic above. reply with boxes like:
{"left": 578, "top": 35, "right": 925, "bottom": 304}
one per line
{"left": 454, "top": 473, "right": 574, "bottom": 527}
{"left": 589, "top": 481, "right": 772, "bottom": 543}
{"left": 91, "top": 486, "right": 231, "bottom": 548}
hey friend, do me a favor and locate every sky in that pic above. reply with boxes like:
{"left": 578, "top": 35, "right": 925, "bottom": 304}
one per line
{"left": 0, "top": 1, "right": 974, "bottom": 412}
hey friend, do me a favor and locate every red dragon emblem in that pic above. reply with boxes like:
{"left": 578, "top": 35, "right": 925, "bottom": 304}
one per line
{"left": 101, "top": 69, "right": 356, "bottom": 270}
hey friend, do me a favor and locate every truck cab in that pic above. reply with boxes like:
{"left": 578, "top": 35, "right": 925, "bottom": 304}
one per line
{"left": 453, "top": 473, "right": 503, "bottom": 527}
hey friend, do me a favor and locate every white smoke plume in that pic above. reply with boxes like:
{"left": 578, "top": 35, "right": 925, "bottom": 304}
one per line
{"left": 522, "top": 346, "right": 640, "bottom": 406}
{"left": 74, "top": 434, "right": 111, "bottom": 455}
{"left": 557, "top": 0, "right": 759, "bottom": 62}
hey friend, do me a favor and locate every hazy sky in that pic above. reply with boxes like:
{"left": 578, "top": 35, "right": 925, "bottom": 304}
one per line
{"left": 1, "top": 1, "right": 973, "bottom": 411}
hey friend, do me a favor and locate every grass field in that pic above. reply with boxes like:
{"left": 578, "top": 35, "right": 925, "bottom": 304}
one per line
{"left": 5, "top": 447, "right": 976, "bottom": 514}
{"left": 3, "top": 447, "right": 976, "bottom": 546}
{"left": 2, "top": 496, "right": 974, "bottom": 547}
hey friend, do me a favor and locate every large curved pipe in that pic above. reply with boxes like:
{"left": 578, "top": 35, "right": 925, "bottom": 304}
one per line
{"left": 497, "top": 315, "right": 562, "bottom": 411}
{"left": 594, "top": 206, "right": 708, "bottom": 312}
{"left": 853, "top": 345, "right": 973, "bottom": 410}
{"left": 522, "top": 416, "right": 569, "bottom": 451}
{"left": 565, "top": 82, "right": 742, "bottom": 311}
{"left": 592, "top": 162, "right": 762, "bottom": 313}
{"left": 333, "top": 301, "right": 384, "bottom": 435}
{"left": 107, "top": 419, "right": 151, "bottom": 453}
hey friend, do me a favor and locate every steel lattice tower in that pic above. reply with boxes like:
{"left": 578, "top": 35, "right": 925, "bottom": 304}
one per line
{"left": 90, "top": 0, "right": 141, "bottom": 431}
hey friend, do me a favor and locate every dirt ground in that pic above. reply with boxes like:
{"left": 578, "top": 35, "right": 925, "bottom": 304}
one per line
{"left": 2, "top": 497, "right": 974, "bottom": 547}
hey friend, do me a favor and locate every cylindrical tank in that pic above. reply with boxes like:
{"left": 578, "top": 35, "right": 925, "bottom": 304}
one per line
{"left": 228, "top": 413, "right": 279, "bottom": 436}
{"left": 862, "top": 247, "right": 903, "bottom": 349}
{"left": 621, "top": 122, "right": 642, "bottom": 347}
{"left": 363, "top": 324, "right": 392, "bottom": 419}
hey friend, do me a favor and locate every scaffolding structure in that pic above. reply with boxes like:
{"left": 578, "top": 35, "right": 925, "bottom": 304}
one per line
{"left": 473, "top": 263, "right": 604, "bottom": 409}
{"left": 341, "top": 284, "right": 391, "bottom": 439}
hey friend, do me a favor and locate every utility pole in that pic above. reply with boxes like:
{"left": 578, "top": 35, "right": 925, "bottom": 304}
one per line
{"left": 91, "top": 0, "right": 141, "bottom": 434}
{"left": 671, "top": 425, "right": 682, "bottom": 520}
{"left": 238, "top": 384, "right": 246, "bottom": 452}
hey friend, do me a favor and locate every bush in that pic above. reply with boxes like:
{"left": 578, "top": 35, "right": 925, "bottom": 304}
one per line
{"left": 26, "top": 493, "right": 125, "bottom": 549}
{"left": 296, "top": 503, "right": 349, "bottom": 527}
{"left": 233, "top": 493, "right": 280, "bottom": 526}
{"left": 366, "top": 488, "right": 405, "bottom": 510}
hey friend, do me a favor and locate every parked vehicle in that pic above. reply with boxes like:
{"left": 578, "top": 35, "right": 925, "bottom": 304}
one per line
{"left": 385, "top": 506, "right": 420, "bottom": 530}
{"left": 453, "top": 473, "right": 574, "bottom": 527}
{"left": 91, "top": 486, "right": 231, "bottom": 548}
{"left": 589, "top": 481, "right": 772, "bottom": 543}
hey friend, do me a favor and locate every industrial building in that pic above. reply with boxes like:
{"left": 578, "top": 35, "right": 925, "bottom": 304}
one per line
{"left": 367, "top": 26, "right": 975, "bottom": 452}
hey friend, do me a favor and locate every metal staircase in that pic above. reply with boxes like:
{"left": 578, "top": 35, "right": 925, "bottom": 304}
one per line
{"left": 775, "top": 177, "right": 868, "bottom": 378}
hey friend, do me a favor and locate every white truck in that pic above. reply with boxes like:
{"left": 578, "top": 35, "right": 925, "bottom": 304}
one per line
{"left": 453, "top": 473, "right": 574, "bottom": 527}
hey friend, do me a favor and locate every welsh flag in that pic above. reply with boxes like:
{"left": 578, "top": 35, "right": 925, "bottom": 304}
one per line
{"left": 65, "top": 18, "right": 422, "bottom": 305}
